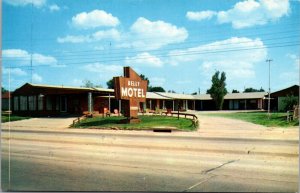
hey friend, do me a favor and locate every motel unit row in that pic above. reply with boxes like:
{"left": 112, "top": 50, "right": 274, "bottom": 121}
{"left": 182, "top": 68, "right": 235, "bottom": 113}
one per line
{"left": 8, "top": 83, "right": 299, "bottom": 116}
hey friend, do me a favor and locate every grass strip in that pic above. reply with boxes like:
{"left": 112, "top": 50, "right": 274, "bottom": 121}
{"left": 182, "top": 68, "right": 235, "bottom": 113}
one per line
{"left": 1, "top": 114, "right": 31, "bottom": 123}
{"left": 73, "top": 115, "right": 197, "bottom": 131}
{"left": 204, "top": 112, "right": 299, "bottom": 127}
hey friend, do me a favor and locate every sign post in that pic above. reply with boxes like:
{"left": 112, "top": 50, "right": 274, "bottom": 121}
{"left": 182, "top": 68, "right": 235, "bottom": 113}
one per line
{"left": 114, "top": 67, "right": 148, "bottom": 123}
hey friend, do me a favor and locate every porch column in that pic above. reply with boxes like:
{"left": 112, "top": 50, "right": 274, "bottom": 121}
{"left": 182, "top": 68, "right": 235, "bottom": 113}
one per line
{"left": 186, "top": 100, "right": 188, "bottom": 110}
{"left": 149, "top": 100, "right": 152, "bottom": 110}
{"left": 108, "top": 93, "right": 111, "bottom": 112}
{"left": 88, "top": 92, "right": 92, "bottom": 113}
{"left": 162, "top": 100, "right": 165, "bottom": 109}
{"left": 172, "top": 100, "right": 175, "bottom": 111}
{"left": 118, "top": 100, "right": 121, "bottom": 115}
{"left": 258, "top": 99, "right": 262, "bottom": 109}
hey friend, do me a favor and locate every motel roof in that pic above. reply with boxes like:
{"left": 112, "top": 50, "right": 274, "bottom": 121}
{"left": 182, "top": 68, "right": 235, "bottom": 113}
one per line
{"left": 146, "top": 92, "right": 170, "bottom": 100}
{"left": 154, "top": 92, "right": 267, "bottom": 100}
{"left": 270, "top": 85, "right": 299, "bottom": 97}
{"left": 28, "top": 83, "right": 93, "bottom": 90}
{"left": 154, "top": 92, "right": 196, "bottom": 100}
{"left": 29, "top": 83, "right": 115, "bottom": 93}
{"left": 13, "top": 83, "right": 114, "bottom": 95}
{"left": 192, "top": 94, "right": 212, "bottom": 100}
{"left": 14, "top": 83, "right": 267, "bottom": 100}
{"left": 224, "top": 92, "right": 268, "bottom": 100}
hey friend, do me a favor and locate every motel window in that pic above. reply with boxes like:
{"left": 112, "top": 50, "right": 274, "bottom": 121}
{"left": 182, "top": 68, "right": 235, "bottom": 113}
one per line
{"left": 46, "top": 96, "right": 52, "bottom": 111}
{"left": 28, "top": 96, "right": 36, "bottom": 111}
{"left": 38, "top": 95, "right": 43, "bottom": 110}
{"left": 13, "top": 96, "right": 19, "bottom": 111}
{"left": 56, "top": 96, "right": 59, "bottom": 111}
{"left": 20, "top": 96, "right": 28, "bottom": 111}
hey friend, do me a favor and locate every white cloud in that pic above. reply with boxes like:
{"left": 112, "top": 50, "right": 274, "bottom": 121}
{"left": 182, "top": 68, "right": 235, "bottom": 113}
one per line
{"left": 3, "top": 0, "right": 46, "bottom": 8}
{"left": 129, "top": 17, "right": 188, "bottom": 50}
{"left": 94, "top": 46, "right": 105, "bottom": 51}
{"left": 32, "top": 73, "right": 42, "bottom": 83}
{"left": 150, "top": 77, "right": 166, "bottom": 87}
{"left": 32, "top": 53, "right": 57, "bottom": 65}
{"left": 187, "top": 0, "right": 290, "bottom": 29}
{"left": 92, "top": 29, "right": 120, "bottom": 41}
{"left": 57, "top": 29, "right": 120, "bottom": 43}
{"left": 168, "top": 37, "right": 267, "bottom": 80}
{"left": 72, "top": 78, "right": 83, "bottom": 86}
{"left": 57, "top": 35, "right": 90, "bottom": 43}
{"left": 125, "top": 52, "right": 163, "bottom": 68}
{"left": 280, "top": 53, "right": 300, "bottom": 85}
{"left": 72, "top": 10, "right": 120, "bottom": 29}
{"left": 186, "top": 11, "right": 217, "bottom": 21}
{"left": 2, "top": 49, "right": 59, "bottom": 67}
{"left": 286, "top": 53, "right": 300, "bottom": 69}
{"left": 2, "top": 49, "right": 30, "bottom": 59}
{"left": 279, "top": 71, "right": 299, "bottom": 86}
{"left": 3, "top": 68, "right": 27, "bottom": 76}
{"left": 49, "top": 4, "right": 60, "bottom": 12}
{"left": 176, "top": 80, "right": 192, "bottom": 84}
{"left": 81, "top": 63, "right": 123, "bottom": 78}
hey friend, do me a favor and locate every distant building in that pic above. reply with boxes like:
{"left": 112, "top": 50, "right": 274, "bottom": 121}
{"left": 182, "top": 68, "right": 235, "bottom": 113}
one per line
{"left": 1, "top": 92, "right": 11, "bottom": 111}
{"left": 270, "top": 85, "right": 299, "bottom": 111}
{"left": 10, "top": 83, "right": 272, "bottom": 116}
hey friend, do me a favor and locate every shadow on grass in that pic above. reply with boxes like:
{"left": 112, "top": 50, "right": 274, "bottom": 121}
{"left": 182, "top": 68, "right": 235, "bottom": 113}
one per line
{"left": 78, "top": 118, "right": 123, "bottom": 127}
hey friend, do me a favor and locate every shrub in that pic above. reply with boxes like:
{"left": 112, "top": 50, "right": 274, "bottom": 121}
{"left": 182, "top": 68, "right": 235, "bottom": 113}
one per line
{"left": 282, "top": 94, "right": 298, "bottom": 111}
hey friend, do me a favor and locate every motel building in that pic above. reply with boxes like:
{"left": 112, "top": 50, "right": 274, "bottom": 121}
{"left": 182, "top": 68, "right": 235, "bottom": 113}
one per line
{"left": 10, "top": 83, "right": 273, "bottom": 117}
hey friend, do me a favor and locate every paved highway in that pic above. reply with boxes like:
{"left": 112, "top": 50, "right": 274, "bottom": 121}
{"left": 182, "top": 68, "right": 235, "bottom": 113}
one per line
{"left": 1, "top": 117, "right": 299, "bottom": 192}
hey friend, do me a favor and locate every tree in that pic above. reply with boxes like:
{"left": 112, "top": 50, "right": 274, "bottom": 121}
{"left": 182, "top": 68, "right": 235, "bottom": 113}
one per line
{"left": 148, "top": 86, "right": 165, "bottom": 92}
{"left": 232, "top": 89, "right": 239, "bottom": 93}
{"left": 243, "top": 87, "right": 265, "bottom": 93}
{"left": 106, "top": 74, "right": 150, "bottom": 89}
{"left": 207, "top": 71, "right": 227, "bottom": 110}
{"left": 168, "top": 90, "right": 176, "bottom": 93}
{"left": 82, "top": 80, "right": 94, "bottom": 88}
{"left": 2, "top": 87, "right": 8, "bottom": 93}
{"left": 106, "top": 79, "right": 114, "bottom": 89}
{"left": 191, "top": 92, "right": 198, "bottom": 95}
{"left": 82, "top": 80, "right": 102, "bottom": 88}
{"left": 140, "top": 74, "right": 150, "bottom": 86}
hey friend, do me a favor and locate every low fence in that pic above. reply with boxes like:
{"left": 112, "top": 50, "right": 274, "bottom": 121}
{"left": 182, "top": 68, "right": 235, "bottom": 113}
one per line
{"left": 72, "top": 115, "right": 87, "bottom": 127}
{"left": 161, "top": 111, "right": 199, "bottom": 127}
{"left": 72, "top": 110, "right": 199, "bottom": 127}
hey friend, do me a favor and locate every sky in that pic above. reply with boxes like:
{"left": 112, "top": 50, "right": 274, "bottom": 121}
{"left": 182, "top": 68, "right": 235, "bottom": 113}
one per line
{"left": 2, "top": 0, "right": 300, "bottom": 94}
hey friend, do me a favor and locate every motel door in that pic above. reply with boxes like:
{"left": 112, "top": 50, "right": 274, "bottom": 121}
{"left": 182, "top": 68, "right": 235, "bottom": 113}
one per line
{"left": 60, "top": 96, "right": 67, "bottom": 112}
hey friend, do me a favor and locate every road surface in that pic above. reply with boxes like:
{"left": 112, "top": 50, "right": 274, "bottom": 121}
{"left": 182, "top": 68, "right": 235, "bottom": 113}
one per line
{"left": 1, "top": 116, "right": 299, "bottom": 192}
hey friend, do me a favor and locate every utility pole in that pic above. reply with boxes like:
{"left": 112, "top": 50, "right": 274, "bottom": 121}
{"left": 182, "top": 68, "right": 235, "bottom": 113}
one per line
{"left": 30, "top": 2, "right": 33, "bottom": 83}
{"left": 266, "top": 59, "right": 273, "bottom": 118}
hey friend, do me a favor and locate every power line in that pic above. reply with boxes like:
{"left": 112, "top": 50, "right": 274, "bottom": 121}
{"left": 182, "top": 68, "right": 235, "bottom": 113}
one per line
{"left": 3, "top": 19, "right": 300, "bottom": 43}
{"left": 5, "top": 42, "right": 299, "bottom": 69}
{"left": 2, "top": 33, "right": 299, "bottom": 61}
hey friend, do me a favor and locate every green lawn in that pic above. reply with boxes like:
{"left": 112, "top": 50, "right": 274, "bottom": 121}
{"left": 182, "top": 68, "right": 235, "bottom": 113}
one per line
{"left": 205, "top": 112, "right": 299, "bottom": 127}
{"left": 1, "top": 114, "right": 31, "bottom": 123}
{"left": 73, "top": 115, "right": 197, "bottom": 131}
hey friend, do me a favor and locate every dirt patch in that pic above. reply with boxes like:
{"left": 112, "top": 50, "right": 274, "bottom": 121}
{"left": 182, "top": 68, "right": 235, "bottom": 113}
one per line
{"left": 195, "top": 113, "right": 298, "bottom": 141}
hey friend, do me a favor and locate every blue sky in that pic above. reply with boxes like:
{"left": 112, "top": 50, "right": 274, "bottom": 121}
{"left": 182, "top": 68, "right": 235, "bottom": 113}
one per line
{"left": 2, "top": 0, "right": 300, "bottom": 94}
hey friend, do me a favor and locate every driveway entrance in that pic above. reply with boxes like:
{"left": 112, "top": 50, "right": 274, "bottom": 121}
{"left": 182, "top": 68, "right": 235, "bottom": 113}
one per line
{"left": 1, "top": 117, "right": 76, "bottom": 131}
